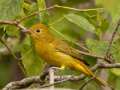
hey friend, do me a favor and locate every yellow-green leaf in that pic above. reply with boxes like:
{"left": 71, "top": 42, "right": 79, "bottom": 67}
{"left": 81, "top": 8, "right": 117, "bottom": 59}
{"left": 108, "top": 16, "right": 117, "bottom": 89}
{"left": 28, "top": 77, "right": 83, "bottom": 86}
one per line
{"left": 64, "top": 13, "right": 95, "bottom": 33}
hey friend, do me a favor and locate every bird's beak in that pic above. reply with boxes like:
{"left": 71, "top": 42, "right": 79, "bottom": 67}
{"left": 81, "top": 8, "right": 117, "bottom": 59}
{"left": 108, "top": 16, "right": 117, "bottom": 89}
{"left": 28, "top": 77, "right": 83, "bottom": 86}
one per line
{"left": 21, "top": 29, "right": 31, "bottom": 34}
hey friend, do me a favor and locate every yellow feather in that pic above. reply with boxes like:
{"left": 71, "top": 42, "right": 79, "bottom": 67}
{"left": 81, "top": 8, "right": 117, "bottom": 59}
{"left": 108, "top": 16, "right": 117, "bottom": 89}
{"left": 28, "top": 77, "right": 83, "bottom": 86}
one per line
{"left": 27, "top": 23, "right": 107, "bottom": 86}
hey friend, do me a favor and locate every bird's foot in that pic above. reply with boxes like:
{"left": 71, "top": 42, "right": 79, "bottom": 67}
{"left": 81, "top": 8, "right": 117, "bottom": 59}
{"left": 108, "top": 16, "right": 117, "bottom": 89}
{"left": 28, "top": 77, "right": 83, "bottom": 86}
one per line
{"left": 49, "top": 66, "right": 65, "bottom": 71}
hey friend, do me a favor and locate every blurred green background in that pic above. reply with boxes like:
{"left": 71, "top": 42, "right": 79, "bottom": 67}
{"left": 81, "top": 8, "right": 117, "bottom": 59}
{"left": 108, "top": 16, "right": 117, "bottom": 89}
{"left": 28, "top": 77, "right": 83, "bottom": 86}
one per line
{"left": 0, "top": 0, "right": 120, "bottom": 90}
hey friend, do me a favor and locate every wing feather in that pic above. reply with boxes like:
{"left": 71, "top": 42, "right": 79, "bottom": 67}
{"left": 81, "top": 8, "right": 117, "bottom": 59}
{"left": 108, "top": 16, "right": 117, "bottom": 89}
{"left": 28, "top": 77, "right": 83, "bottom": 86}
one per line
{"left": 51, "top": 38, "right": 89, "bottom": 65}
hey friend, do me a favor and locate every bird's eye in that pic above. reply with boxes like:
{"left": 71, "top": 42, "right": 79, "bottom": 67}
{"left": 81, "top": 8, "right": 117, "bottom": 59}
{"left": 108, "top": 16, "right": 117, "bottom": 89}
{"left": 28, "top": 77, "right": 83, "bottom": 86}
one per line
{"left": 36, "top": 29, "right": 40, "bottom": 33}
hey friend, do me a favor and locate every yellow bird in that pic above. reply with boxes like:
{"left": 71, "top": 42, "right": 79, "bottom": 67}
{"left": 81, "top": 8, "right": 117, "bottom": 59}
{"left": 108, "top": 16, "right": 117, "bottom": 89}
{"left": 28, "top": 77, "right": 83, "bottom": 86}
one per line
{"left": 25, "top": 23, "right": 107, "bottom": 86}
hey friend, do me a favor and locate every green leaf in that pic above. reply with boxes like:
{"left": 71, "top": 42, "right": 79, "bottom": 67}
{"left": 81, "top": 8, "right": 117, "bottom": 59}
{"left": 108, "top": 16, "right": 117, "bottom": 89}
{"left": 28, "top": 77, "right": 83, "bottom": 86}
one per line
{"left": 20, "top": 37, "right": 44, "bottom": 76}
{"left": 111, "top": 69, "right": 120, "bottom": 76}
{"left": 0, "top": 0, "right": 23, "bottom": 20}
{"left": 37, "top": 0, "right": 48, "bottom": 24}
{"left": 115, "top": 77, "right": 120, "bottom": 90}
{"left": 5, "top": 25, "right": 19, "bottom": 37}
{"left": 86, "top": 39, "right": 108, "bottom": 56}
{"left": 96, "top": 0, "right": 120, "bottom": 22}
{"left": 49, "top": 26, "right": 85, "bottom": 50}
{"left": 64, "top": 13, "right": 95, "bottom": 33}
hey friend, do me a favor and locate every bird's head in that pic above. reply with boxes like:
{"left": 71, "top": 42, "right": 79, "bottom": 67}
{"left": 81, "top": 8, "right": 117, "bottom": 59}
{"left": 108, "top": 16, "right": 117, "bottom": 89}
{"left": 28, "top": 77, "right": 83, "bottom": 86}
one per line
{"left": 23, "top": 23, "right": 53, "bottom": 42}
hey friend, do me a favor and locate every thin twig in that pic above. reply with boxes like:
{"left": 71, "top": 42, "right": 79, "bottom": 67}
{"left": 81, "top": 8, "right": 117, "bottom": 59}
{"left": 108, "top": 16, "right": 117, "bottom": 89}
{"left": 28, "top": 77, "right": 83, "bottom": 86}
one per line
{"left": 17, "top": 4, "right": 103, "bottom": 23}
{"left": 105, "top": 19, "right": 120, "bottom": 63}
{"left": 0, "top": 38, "right": 17, "bottom": 59}
{"left": 0, "top": 5, "right": 103, "bottom": 26}
{"left": 17, "top": 5, "right": 55, "bottom": 23}
{"left": 0, "top": 20, "right": 27, "bottom": 31}
{"left": 106, "top": 20, "right": 120, "bottom": 55}
{"left": 54, "top": 5, "right": 103, "bottom": 12}
{"left": 0, "top": 38, "right": 27, "bottom": 76}
{"left": 79, "top": 77, "right": 94, "bottom": 90}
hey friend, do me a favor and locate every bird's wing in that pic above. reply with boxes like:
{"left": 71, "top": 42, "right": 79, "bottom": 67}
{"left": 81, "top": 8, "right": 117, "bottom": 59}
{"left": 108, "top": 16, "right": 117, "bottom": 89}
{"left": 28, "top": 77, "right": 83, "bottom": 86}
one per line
{"left": 51, "top": 38, "right": 89, "bottom": 63}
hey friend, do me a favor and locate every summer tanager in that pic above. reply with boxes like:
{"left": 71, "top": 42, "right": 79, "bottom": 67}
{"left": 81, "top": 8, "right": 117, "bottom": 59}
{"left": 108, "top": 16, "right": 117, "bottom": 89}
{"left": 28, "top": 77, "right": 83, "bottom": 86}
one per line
{"left": 25, "top": 23, "right": 107, "bottom": 86}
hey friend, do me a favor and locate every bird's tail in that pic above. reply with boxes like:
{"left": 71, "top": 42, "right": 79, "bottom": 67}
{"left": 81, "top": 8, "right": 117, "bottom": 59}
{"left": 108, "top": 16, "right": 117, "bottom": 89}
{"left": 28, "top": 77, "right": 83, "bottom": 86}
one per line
{"left": 93, "top": 76, "right": 108, "bottom": 86}
{"left": 72, "top": 60, "right": 107, "bottom": 86}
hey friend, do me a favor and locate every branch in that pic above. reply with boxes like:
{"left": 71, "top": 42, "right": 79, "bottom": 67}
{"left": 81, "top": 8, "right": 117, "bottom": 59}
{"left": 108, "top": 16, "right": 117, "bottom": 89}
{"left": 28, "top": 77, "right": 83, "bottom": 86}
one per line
{"left": 0, "top": 19, "right": 29, "bottom": 76}
{"left": 17, "top": 5, "right": 56, "bottom": 23}
{"left": 3, "top": 76, "right": 42, "bottom": 90}
{"left": 0, "top": 20, "right": 27, "bottom": 31}
{"left": 105, "top": 19, "right": 120, "bottom": 63}
{"left": 1, "top": 6, "right": 120, "bottom": 90}
{"left": 0, "top": 7, "right": 112, "bottom": 63}
{"left": 0, "top": 5, "right": 103, "bottom": 27}
{"left": 3, "top": 63, "right": 120, "bottom": 89}
{"left": 16, "top": 5, "right": 103, "bottom": 23}
{"left": 99, "top": 63, "right": 120, "bottom": 68}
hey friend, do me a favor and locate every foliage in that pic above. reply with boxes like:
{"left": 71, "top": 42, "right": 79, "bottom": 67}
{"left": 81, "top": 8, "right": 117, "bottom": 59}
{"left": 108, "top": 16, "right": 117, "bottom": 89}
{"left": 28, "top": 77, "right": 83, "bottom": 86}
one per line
{"left": 0, "top": 0, "right": 23, "bottom": 20}
{"left": 96, "top": 0, "right": 120, "bottom": 22}
{"left": 0, "top": 0, "right": 120, "bottom": 90}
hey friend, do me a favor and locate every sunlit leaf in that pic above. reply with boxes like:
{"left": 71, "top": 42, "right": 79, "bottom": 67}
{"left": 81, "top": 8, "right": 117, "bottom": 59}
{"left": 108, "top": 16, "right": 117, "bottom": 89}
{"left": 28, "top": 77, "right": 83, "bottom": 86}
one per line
{"left": 37, "top": 0, "right": 48, "bottom": 24}
{"left": 64, "top": 13, "right": 95, "bottom": 33}
{"left": 96, "top": 0, "right": 120, "bottom": 22}
{"left": 111, "top": 69, "right": 120, "bottom": 76}
{"left": 20, "top": 37, "right": 44, "bottom": 76}
{"left": 115, "top": 77, "right": 120, "bottom": 90}
{"left": 86, "top": 39, "right": 108, "bottom": 56}
{"left": 0, "top": 0, "right": 23, "bottom": 20}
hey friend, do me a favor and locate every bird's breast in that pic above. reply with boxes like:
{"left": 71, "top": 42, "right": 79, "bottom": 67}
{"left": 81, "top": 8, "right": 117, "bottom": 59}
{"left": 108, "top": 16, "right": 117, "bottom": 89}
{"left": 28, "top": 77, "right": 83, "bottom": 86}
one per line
{"left": 34, "top": 42, "right": 59, "bottom": 65}
{"left": 34, "top": 41, "right": 77, "bottom": 67}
